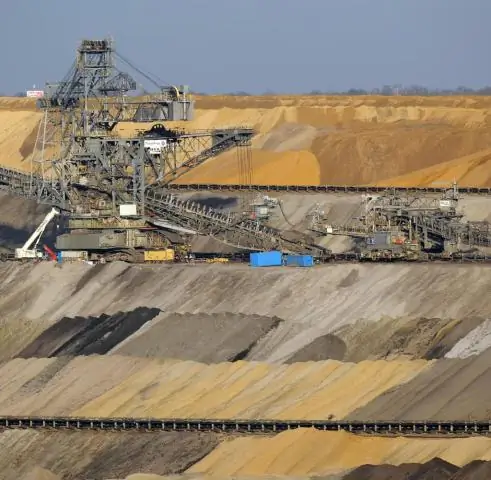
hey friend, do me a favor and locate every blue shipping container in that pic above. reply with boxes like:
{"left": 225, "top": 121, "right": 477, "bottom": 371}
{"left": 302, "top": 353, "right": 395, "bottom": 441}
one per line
{"left": 250, "top": 251, "right": 283, "bottom": 267}
{"left": 285, "top": 254, "right": 314, "bottom": 267}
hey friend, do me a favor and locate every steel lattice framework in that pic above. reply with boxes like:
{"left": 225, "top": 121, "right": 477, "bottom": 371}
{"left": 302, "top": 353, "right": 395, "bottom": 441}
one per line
{"left": 0, "top": 38, "right": 329, "bottom": 257}
{"left": 312, "top": 184, "right": 491, "bottom": 251}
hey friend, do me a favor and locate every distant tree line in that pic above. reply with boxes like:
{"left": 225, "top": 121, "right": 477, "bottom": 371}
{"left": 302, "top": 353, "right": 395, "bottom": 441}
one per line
{"left": 196, "top": 85, "right": 491, "bottom": 96}
{"left": 4, "top": 85, "right": 491, "bottom": 97}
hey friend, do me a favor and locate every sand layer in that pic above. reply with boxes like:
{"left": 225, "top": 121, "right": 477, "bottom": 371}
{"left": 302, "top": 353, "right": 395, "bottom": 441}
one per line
{"left": 172, "top": 95, "right": 491, "bottom": 187}
{"left": 3, "top": 95, "right": 491, "bottom": 187}
{"left": 176, "top": 122, "right": 491, "bottom": 187}
{"left": 10, "top": 448, "right": 491, "bottom": 479}
{"left": 0, "top": 355, "right": 428, "bottom": 419}
{"left": 188, "top": 429, "right": 491, "bottom": 476}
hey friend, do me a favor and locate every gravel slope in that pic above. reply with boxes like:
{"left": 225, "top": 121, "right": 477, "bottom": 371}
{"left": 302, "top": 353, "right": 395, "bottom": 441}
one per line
{"left": 0, "top": 262, "right": 489, "bottom": 363}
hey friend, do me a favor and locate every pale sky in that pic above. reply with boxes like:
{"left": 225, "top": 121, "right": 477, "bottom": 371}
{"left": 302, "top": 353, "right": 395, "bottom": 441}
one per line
{"left": 0, "top": 0, "right": 489, "bottom": 94}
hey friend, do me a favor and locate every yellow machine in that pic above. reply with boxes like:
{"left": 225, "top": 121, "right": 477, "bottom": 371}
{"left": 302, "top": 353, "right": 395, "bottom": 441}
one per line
{"left": 205, "top": 257, "right": 230, "bottom": 264}
{"left": 143, "top": 249, "right": 175, "bottom": 262}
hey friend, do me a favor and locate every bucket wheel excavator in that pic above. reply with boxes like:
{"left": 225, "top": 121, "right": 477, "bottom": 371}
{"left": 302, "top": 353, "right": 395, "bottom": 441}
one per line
{"left": 0, "top": 38, "right": 329, "bottom": 261}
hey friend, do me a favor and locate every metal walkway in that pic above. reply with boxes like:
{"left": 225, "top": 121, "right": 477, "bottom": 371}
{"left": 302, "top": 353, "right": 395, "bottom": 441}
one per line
{"left": 1, "top": 416, "right": 491, "bottom": 436}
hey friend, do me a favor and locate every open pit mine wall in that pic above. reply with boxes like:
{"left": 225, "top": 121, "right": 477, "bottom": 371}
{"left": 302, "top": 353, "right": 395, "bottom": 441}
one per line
{"left": 1, "top": 93, "right": 491, "bottom": 257}
{"left": 2, "top": 95, "right": 491, "bottom": 187}
{"left": 1, "top": 261, "right": 490, "bottom": 364}
{"left": 1, "top": 260, "right": 491, "bottom": 478}
{"left": 2, "top": 95, "right": 491, "bottom": 479}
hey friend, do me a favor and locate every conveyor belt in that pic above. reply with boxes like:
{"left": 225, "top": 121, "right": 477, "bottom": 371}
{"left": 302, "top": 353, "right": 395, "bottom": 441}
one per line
{"left": 1, "top": 416, "right": 491, "bottom": 436}
{"left": 167, "top": 183, "right": 491, "bottom": 196}
{"left": 189, "top": 252, "right": 491, "bottom": 264}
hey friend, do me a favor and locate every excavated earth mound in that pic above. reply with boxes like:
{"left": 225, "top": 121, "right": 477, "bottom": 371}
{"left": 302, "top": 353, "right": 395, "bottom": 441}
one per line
{"left": 187, "top": 429, "right": 491, "bottom": 476}
{"left": 0, "top": 429, "right": 218, "bottom": 480}
{"left": 13, "top": 457, "right": 491, "bottom": 479}
{"left": 343, "top": 457, "right": 459, "bottom": 480}
{"left": 0, "top": 355, "right": 428, "bottom": 419}
{"left": 109, "top": 312, "right": 282, "bottom": 362}
{"left": 3, "top": 95, "right": 491, "bottom": 187}
{"left": 332, "top": 316, "right": 488, "bottom": 362}
{"left": 342, "top": 458, "right": 491, "bottom": 479}
{"left": 17, "top": 307, "right": 161, "bottom": 358}
{"left": 0, "top": 262, "right": 490, "bottom": 363}
{"left": 348, "top": 347, "right": 491, "bottom": 421}
{"left": 16, "top": 311, "right": 282, "bottom": 363}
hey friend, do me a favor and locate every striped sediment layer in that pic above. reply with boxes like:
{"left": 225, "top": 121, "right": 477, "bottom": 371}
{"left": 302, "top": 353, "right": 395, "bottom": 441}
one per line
{"left": 13, "top": 305, "right": 491, "bottom": 366}
{"left": 0, "top": 262, "right": 490, "bottom": 364}
{"left": 0, "top": 429, "right": 218, "bottom": 480}
{"left": 8, "top": 437, "right": 491, "bottom": 479}
{"left": 0, "top": 355, "right": 428, "bottom": 419}
{"left": 2, "top": 352, "right": 491, "bottom": 421}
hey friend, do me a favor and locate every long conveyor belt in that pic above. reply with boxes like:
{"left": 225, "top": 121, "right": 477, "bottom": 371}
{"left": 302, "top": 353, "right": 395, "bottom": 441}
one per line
{"left": 1, "top": 416, "right": 491, "bottom": 436}
{"left": 167, "top": 183, "right": 491, "bottom": 196}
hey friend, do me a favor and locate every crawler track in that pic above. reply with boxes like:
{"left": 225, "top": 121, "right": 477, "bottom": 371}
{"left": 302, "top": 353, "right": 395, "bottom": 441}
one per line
{"left": 168, "top": 183, "right": 491, "bottom": 196}
{"left": 1, "top": 416, "right": 491, "bottom": 436}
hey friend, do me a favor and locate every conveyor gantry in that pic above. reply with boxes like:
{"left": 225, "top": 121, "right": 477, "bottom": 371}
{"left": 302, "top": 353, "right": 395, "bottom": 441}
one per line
{"left": 0, "top": 163, "right": 329, "bottom": 257}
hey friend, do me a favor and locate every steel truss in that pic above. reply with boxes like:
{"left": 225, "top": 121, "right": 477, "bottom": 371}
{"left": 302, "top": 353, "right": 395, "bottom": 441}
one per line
{"left": 316, "top": 185, "right": 491, "bottom": 251}
{"left": 145, "top": 190, "right": 328, "bottom": 255}
{"left": 6, "top": 38, "right": 319, "bottom": 255}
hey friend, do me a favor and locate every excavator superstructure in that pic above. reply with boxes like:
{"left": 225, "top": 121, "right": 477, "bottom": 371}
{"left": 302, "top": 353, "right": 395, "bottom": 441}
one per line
{"left": 0, "top": 38, "right": 329, "bottom": 262}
